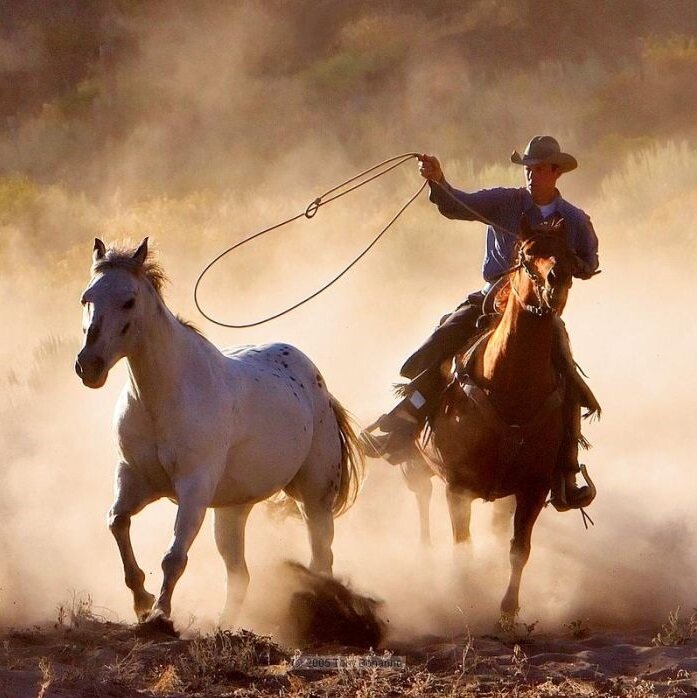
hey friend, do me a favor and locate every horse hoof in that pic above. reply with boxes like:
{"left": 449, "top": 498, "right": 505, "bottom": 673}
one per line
{"left": 137, "top": 611, "right": 179, "bottom": 638}
{"left": 496, "top": 610, "right": 519, "bottom": 634}
{"left": 135, "top": 593, "right": 156, "bottom": 622}
{"left": 218, "top": 612, "right": 237, "bottom": 630}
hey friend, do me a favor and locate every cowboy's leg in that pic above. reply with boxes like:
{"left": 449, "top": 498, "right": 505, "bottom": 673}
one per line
{"left": 382, "top": 291, "right": 485, "bottom": 428}
{"left": 550, "top": 392, "right": 596, "bottom": 511}
{"left": 360, "top": 365, "right": 442, "bottom": 464}
{"left": 400, "top": 292, "right": 485, "bottom": 379}
{"left": 551, "top": 319, "right": 597, "bottom": 510}
{"left": 361, "top": 292, "right": 485, "bottom": 464}
{"left": 373, "top": 294, "right": 484, "bottom": 434}
{"left": 377, "top": 365, "right": 443, "bottom": 431}
{"left": 560, "top": 391, "right": 582, "bottom": 476}
{"left": 552, "top": 317, "right": 601, "bottom": 416}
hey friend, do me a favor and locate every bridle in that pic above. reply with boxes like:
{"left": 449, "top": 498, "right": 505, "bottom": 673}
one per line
{"left": 496, "top": 231, "right": 571, "bottom": 318}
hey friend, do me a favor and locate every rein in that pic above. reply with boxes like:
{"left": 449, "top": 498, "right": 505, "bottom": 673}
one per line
{"left": 509, "top": 255, "right": 553, "bottom": 317}
{"left": 490, "top": 231, "right": 573, "bottom": 318}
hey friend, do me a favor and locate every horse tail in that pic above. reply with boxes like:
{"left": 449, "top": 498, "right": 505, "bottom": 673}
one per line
{"left": 264, "top": 395, "right": 364, "bottom": 521}
{"left": 330, "top": 394, "right": 365, "bottom": 518}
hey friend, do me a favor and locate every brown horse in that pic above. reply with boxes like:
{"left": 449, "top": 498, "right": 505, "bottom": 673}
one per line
{"left": 404, "top": 217, "right": 586, "bottom": 616}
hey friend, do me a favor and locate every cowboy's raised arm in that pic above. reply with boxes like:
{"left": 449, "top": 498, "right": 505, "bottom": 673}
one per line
{"left": 418, "top": 154, "right": 513, "bottom": 226}
{"left": 418, "top": 154, "right": 445, "bottom": 183}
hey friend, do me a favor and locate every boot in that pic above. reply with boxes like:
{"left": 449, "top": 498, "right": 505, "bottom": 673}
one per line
{"left": 550, "top": 465, "right": 596, "bottom": 512}
{"left": 361, "top": 367, "right": 444, "bottom": 465}
{"left": 360, "top": 389, "right": 428, "bottom": 465}
{"left": 549, "top": 397, "right": 597, "bottom": 512}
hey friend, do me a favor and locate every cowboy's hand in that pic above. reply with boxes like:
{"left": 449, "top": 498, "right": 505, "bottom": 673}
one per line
{"left": 418, "top": 154, "right": 444, "bottom": 183}
{"left": 572, "top": 255, "right": 597, "bottom": 280}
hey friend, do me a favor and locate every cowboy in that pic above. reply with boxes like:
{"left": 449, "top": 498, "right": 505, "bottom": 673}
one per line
{"left": 364, "top": 136, "right": 600, "bottom": 510}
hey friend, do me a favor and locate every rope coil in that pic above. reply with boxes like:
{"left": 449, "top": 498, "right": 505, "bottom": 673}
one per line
{"left": 194, "top": 152, "right": 424, "bottom": 328}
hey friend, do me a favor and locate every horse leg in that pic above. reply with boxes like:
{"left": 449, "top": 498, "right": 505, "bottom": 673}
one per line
{"left": 491, "top": 496, "right": 515, "bottom": 538}
{"left": 446, "top": 484, "right": 474, "bottom": 546}
{"left": 299, "top": 500, "right": 334, "bottom": 576}
{"left": 286, "top": 418, "right": 339, "bottom": 577}
{"left": 148, "top": 475, "right": 211, "bottom": 623}
{"left": 108, "top": 462, "right": 157, "bottom": 621}
{"left": 401, "top": 459, "right": 433, "bottom": 546}
{"left": 500, "top": 488, "right": 547, "bottom": 617}
{"left": 213, "top": 503, "right": 253, "bottom": 626}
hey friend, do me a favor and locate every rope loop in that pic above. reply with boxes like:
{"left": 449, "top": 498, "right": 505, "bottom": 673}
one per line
{"left": 304, "top": 198, "right": 321, "bottom": 218}
{"left": 194, "top": 152, "right": 423, "bottom": 328}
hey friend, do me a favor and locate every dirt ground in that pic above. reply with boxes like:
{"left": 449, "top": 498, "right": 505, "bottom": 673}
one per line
{"left": 2, "top": 6, "right": 697, "bottom": 698}
{"left": 2, "top": 613, "right": 697, "bottom": 698}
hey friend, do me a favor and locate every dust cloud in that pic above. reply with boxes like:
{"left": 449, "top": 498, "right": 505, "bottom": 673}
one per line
{"left": 1, "top": 1, "right": 696, "bottom": 639}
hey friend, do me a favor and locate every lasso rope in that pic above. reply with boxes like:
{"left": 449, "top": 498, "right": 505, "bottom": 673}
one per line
{"left": 193, "top": 151, "right": 529, "bottom": 328}
{"left": 194, "top": 152, "right": 426, "bottom": 328}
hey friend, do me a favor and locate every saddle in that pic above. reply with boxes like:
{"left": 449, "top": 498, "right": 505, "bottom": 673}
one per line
{"left": 438, "top": 303, "right": 599, "bottom": 510}
{"left": 446, "top": 332, "right": 563, "bottom": 473}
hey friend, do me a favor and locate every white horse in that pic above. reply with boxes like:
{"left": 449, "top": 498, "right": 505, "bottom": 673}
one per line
{"left": 75, "top": 238, "right": 363, "bottom": 630}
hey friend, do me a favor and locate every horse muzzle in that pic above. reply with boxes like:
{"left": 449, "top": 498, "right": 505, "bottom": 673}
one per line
{"left": 75, "top": 352, "right": 107, "bottom": 389}
{"left": 543, "top": 283, "right": 569, "bottom": 315}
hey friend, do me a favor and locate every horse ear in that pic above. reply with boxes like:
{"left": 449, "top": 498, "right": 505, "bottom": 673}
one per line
{"left": 132, "top": 237, "right": 149, "bottom": 266}
{"left": 93, "top": 238, "right": 106, "bottom": 262}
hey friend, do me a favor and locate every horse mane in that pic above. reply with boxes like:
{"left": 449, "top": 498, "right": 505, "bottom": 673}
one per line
{"left": 176, "top": 316, "right": 206, "bottom": 337}
{"left": 492, "top": 281, "right": 511, "bottom": 316}
{"left": 92, "top": 243, "right": 206, "bottom": 338}
{"left": 93, "top": 245, "right": 168, "bottom": 294}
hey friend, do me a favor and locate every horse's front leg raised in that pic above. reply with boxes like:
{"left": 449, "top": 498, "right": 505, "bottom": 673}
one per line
{"left": 108, "top": 462, "right": 158, "bottom": 621}
{"left": 500, "top": 487, "right": 547, "bottom": 617}
{"left": 147, "top": 474, "right": 212, "bottom": 625}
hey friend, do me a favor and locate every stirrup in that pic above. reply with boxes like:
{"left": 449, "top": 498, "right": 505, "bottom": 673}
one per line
{"left": 549, "top": 464, "right": 597, "bottom": 512}
{"left": 359, "top": 425, "right": 418, "bottom": 466}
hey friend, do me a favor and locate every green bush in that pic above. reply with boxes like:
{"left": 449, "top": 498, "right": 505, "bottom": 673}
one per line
{"left": 0, "top": 176, "right": 39, "bottom": 222}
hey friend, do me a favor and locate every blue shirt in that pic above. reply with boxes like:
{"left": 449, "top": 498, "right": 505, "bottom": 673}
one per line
{"left": 428, "top": 181, "right": 599, "bottom": 284}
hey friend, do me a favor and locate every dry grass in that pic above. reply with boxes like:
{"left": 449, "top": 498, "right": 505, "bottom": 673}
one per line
{"left": 651, "top": 607, "right": 697, "bottom": 647}
{"left": 103, "top": 641, "right": 147, "bottom": 685}
{"left": 495, "top": 612, "right": 539, "bottom": 641}
{"left": 175, "top": 628, "right": 284, "bottom": 690}
{"left": 150, "top": 663, "right": 185, "bottom": 694}
{"left": 1, "top": 612, "right": 697, "bottom": 697}
{"left": 598, "top": 140, "right": 697, "bottom": 226}
{"left": 36, "top": 656, "right": 54, "bottom": 698}
{"left": 565, "top": 619, "right": 592, "bottom": 640}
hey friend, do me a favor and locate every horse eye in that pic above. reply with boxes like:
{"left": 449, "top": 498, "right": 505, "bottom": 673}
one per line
{"left": 122, "top": 298, "right": 135, "bottom": 310}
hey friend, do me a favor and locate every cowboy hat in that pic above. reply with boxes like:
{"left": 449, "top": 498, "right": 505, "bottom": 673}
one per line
{"left": 511, "top": 135, "right": 577, "bottom": 173}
